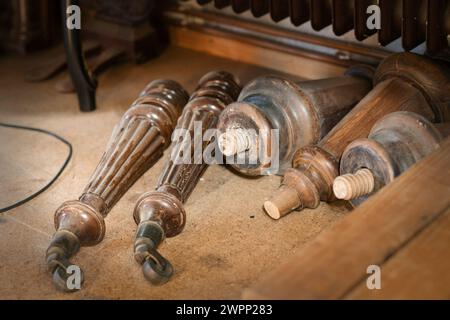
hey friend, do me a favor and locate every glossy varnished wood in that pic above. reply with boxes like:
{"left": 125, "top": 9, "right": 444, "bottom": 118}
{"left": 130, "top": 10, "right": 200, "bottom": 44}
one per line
{"left": 245, "top": 137, "right": 450, "bottom": 299}
{"left": 216, "top": 65, "right": 373, "bottom": 176}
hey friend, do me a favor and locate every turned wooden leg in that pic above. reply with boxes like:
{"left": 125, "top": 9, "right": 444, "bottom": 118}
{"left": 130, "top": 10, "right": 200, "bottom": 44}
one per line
{"left": 45, "top": 80, "right": 189, "bottom": 291}
{"left": 334, "top": 111, "right": 449, "bottom": 206}
{"left": 133, "top": 71, "right": 241, "bottom": 285}
{"left": 264, "top": 52, "right": 450, "bottom": 220}
{"left": 216, "top": 65, "right": 373, "bottom": 176}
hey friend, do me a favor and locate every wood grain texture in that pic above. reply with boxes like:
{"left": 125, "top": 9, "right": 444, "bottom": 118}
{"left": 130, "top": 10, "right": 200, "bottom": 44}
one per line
{"left": 168, "top": 27, "right": 346, "bottom": 80}
{"left": 338, "top": 111, "right": 445, "bottom": 206}
{"left": 320, "top": 78, "right": 432, "bottom": 156}
{"left": 345, "top": 208, "right": 450, "bottom": 299}
{"left": 244, "top": 137, "right": 450, "bottom": 299}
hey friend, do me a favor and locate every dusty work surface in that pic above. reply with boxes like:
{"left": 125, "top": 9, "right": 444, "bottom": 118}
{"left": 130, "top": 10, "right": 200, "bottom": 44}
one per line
{"left": 0, "top": 46, "right": 349, "bottom": 299}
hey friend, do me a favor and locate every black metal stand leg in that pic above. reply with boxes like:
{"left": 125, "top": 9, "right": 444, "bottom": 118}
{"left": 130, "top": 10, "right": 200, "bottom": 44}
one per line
{"left": 61, "top": 0, "right": 97, "bottom": 112}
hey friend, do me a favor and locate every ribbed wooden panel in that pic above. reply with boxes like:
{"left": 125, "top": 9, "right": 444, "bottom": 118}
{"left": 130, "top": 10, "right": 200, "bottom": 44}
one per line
{"left": 196, "top": 0, "right": 449, "bottom": 54}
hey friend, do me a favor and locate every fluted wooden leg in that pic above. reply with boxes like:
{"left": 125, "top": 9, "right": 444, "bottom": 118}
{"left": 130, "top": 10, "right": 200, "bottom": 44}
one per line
{"left": 46, "top": 80, "right": 189, "bottom": 291}
{"left": 133, "top": 71, "right": 241, "bottom": 285}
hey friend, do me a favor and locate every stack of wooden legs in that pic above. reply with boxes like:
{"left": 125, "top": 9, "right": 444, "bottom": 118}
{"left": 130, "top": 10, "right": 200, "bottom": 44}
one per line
{"left": 44, "top": 51, "right": 450, "bottom": 298}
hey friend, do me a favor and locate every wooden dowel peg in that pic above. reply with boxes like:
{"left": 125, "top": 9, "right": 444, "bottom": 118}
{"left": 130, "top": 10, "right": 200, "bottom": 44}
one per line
{"left": 333, "top": 169, "right": 375, "bottom": 201}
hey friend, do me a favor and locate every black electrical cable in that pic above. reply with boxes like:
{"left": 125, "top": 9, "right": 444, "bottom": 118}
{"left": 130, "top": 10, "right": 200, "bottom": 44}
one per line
{"left": 0, "top": 123, "right": 73, "bottom": 214}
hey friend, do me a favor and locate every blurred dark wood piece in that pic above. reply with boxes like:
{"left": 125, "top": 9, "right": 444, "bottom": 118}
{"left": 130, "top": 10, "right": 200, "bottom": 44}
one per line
{"left": 83, "top": 0, "right": 162, "bottom": 64}
{"left": 310, "top": 0, "right": 331, "bottom": 31}
{"left": 270, "top": 0, "right": 289, "bottom": 22}
{"left": 54, "top": 47, "right": 126, "bottom": 93}
{"left": 0, "top": 0, "right": 61, "bottom": 54}
{"left": 402, "top": 0, "right": 427, "bottom": 51}
{"left": 378, "top": 0, "right": 402, "bottom": 46}
{"left": 195, "top": 0, "right": 449, "bottom": 55}
{"left": 232, "top": 0, "right": 250, "bottom": 13}
{"left": 332, "top": 0, "right": 354, "bottom": 36}
{"left": 354, "top": 0, "right": 377, "bottom": 41}
{"left": 251, "top": 0, "right": 269, "bottom": 17}
{"left": 24, "top": 40, "right": 100, "bottom": 82}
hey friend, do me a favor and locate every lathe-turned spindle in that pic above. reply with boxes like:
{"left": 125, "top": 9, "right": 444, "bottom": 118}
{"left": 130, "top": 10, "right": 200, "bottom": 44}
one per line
{"left": 133, "top": 71, "right": 241, "bottom": 285}
{"left": 334, "top": 111, "right": 449, "bottom": 206}
{"left": 264, "top": 52, "right": 450, "bottom": 220}
{"left": 45, "top": 80, "right": 189, "bottom": 291}
{"left": 216, "top": 65, "right": 373, "bottom": 175}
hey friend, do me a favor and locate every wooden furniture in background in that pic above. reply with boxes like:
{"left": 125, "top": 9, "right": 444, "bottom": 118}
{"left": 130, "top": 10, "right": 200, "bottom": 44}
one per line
{"left": 195, "top": 0, "right": 449, "bottom": 57}
{"left": 0, "top": 0, "right": 60, "bottom": 54}
{"left": 165, "top": 7, "right": 388, "bottom": 79}
{"left": 82, "top": 0, "right": 165, "bottom": 64}
{"left": 61, "top": 0, "right": 164, "bottom": 111}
